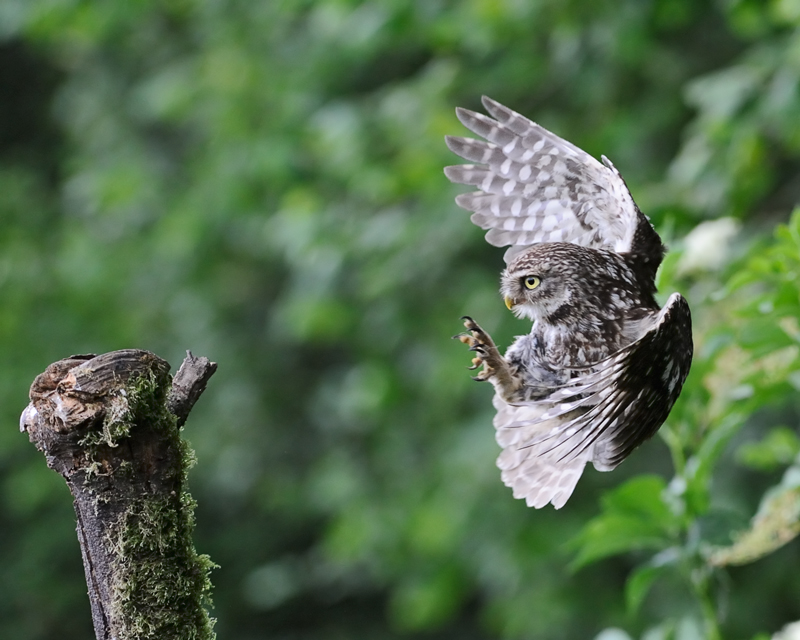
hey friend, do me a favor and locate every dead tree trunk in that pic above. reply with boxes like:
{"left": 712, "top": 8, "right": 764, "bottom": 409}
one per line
{"left": 20, "top": 350, "right": 218, "bottom": 640}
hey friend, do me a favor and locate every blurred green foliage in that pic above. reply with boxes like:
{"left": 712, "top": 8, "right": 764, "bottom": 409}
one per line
{"left": 1, "top": 1, "right": 800, "bottom": 639}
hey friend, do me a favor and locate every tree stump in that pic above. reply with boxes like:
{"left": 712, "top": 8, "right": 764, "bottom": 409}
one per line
{"left": 20, "top": 350, "right": 218, "bottom": 640}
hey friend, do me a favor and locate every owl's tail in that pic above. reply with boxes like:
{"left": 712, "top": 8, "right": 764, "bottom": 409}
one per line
{"left": 492, "top": 395, "right": 593, "bottom": 509}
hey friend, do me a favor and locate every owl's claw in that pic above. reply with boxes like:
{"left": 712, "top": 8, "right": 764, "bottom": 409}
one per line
{"left": 471, "top": 367, "right": 492, "bottom": 382}
{"left": 460, "top": 316, "right": 488, "bottom": 338}
{"left": 455, "top": 316, "right": 503, "bottom": 381}
{"left": 466, "top": 355, "right": 484, "bottom": 371}
{"left": 456, "top": 316, "right": 524, "bottom": 397}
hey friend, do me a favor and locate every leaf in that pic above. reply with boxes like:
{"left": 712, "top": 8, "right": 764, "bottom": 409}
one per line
{"left": 683, "top": 411, "right": 749, "bottom": 515}
{"left": 736, "top": 426, "right": 800, "bottom": 472}
{"left": 772, "top": 621, "right": 800, "bottom": 640}
{"left": 626, "top": 564, "right": 663, "bottom": 614}
{"left": 696, "top": 508, "right": 750, "bottom": 546}
{"left": 625, "top": 547, "right": 681, "bottom": 614}
{"left": 708, "top": 465, "right": 800, "bottom": 566}
{"left": 639, "top": 616, "right": 703, "bottom": 640}
{"left": 570, "top": 476, "right": 677, "bottom": 570}
{"left": 594, "top": 628, "right": 634, "bottom": 640}
{"left": 640, "top": 620, "right": 677, "bottom": 640}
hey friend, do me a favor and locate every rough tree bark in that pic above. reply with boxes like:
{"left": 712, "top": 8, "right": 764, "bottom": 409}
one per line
{"left": 20, "top": 349, "right": 218, "bottom": 640}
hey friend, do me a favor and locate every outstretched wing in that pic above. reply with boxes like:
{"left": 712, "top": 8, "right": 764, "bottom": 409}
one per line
{"left": 494, "top": 293, "right": 692, "bottom": 508}
{"left": 444, "top": 96, "right": 659, "bottom": 263}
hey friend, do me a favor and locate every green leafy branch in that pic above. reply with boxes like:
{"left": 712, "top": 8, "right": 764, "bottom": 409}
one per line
{"left": 573, "top": 208, "right": 800, "bottom": 639}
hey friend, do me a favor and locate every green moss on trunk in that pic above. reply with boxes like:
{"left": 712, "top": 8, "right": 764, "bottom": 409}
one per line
{"left": 102, "top": 372, "right": 217, "bottom": 640}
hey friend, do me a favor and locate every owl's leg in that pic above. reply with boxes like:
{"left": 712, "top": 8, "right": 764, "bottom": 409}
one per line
{"left": 455, "top": 316, "right": 523, "bottom": 399}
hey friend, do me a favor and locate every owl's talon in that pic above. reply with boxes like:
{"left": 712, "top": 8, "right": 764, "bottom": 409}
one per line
{"left": 456, "top": 315, "right": 511, "bottom": 386}
{"left": 461, "top": 316, "right": 484, "bottom": 331}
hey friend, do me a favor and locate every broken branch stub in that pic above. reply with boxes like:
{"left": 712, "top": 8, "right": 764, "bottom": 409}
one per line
{"left": 21, "top": 349, "right": 218, "bottom": 640}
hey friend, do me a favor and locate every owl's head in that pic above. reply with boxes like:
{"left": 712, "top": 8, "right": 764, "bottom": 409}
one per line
{"left": 500, "top": 243, "right": 607, "bottom": 322}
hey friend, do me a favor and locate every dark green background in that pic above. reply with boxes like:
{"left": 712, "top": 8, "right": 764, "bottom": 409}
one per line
{"left": 1, "top": 1, "right": 800, "bottom": 638}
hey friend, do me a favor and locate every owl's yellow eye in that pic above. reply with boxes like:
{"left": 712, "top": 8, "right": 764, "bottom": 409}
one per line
{"left": 523, "top": 276, "right": 541, "bottom": 290}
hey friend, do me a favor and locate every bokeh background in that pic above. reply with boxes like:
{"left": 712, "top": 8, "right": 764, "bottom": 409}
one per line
{"left": 2, "top": 1, "right": 800, "bottom": 639}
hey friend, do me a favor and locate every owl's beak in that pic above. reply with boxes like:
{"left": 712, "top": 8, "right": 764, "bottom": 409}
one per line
{"left": 504, "top": 296, "right": 515, "bottom": 310}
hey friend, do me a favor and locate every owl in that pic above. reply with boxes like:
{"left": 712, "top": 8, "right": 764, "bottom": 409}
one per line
{"left": 446, "top": 97, "right": 693, "bottom": 509}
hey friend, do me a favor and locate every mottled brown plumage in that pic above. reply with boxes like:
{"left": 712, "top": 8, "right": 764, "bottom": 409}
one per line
{"left": 448, "top": 97, "right": 693, "bottom": 508}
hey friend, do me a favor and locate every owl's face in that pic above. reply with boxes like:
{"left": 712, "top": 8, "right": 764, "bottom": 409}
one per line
{"left": 500, "top": 243, "right": 601, "bottom": 322}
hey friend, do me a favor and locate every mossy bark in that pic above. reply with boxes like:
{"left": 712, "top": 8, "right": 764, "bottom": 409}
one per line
{"left": 21, "top": 350, "right": 218, "bottom": 640}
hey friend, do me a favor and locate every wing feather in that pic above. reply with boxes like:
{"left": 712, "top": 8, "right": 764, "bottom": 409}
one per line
{"left": 493, "top": 293, "right": 693, "bottom": 506}
{"left": 445, "top": 96, "right": 644, "bottom": 262}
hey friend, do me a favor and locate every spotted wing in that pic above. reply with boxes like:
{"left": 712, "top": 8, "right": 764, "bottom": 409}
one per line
{"left": 445, "top": 96, "right": 654, "bottom": 263}
{"left": 494, "top": 293, "right": 692, "bottom": 508}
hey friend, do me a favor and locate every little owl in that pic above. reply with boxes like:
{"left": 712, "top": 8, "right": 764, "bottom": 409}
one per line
{"left": 446, "top": 97, "right": 693, "bottom": 509}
